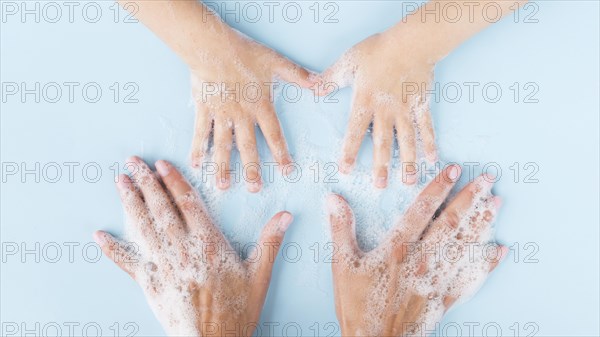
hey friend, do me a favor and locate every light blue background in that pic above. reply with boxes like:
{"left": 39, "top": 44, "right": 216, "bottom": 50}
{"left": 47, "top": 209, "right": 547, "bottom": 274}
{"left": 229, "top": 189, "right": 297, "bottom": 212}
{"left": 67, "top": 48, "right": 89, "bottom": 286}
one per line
{"left": 1, "top": 1, "right": 599, "bottom": 336}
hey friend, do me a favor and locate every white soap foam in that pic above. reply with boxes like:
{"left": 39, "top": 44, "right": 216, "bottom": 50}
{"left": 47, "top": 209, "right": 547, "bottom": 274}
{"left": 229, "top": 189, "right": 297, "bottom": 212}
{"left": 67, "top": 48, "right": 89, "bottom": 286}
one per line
{"left": 119, "top": 163, "right": 257, "bottom": 336}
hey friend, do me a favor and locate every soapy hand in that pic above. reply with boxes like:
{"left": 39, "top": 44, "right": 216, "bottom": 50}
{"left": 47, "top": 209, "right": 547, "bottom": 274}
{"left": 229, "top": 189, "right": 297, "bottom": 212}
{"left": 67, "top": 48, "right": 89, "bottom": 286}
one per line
{"left": 116, "top": 0, "right": 316, "bottom": 192}
{"left": 319, "top": 0, "right": 527, "bottom": 188}
{"left": 94, "top": 156, "right": 293, "bottom": 336}
{"left": 189, "top": 28, "right": 316, "bottom": 192}
{"left": 319, "top": 30, "right": 438, "bottom": 188}
{"left": 327, "top": 165, "right": 507, "bottom": 336}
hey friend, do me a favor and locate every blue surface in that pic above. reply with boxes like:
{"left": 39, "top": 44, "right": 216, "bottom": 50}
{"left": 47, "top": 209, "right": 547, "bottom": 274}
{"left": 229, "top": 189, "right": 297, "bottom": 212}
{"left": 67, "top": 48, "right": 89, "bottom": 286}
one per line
{"left": 1, "top": 1, "right": 599, "bottom": 336}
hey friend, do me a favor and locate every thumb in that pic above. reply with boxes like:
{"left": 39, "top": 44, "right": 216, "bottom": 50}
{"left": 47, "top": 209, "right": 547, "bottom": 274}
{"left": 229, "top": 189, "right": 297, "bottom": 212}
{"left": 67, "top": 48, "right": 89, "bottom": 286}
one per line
{"left": 327, "top": 194, "right": 360, "bottom": 257}
{"left": 248, "top": 211, "right": 293, "bottom": 286}
{"left": 316, "top": 53, "right": 356, "bottom": 96}
{"left": 271, "top": 54, "right": 317, "bottom": 89}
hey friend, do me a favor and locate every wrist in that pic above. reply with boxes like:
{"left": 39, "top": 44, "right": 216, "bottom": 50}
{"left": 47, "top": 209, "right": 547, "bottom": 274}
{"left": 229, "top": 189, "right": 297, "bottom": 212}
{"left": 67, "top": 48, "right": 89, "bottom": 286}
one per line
{"left": 389, "top": 0, "right": 529, "bottom": 62}
{"left": 185, "top": 28, "right": 244, "bottom": 74}
{"left": 386, "top": 22, "right": 441, "bottom": 65}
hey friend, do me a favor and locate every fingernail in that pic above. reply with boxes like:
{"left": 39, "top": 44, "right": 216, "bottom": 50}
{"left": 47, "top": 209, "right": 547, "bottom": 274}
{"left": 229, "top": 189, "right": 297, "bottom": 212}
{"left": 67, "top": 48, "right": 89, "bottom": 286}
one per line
{"left": 155, "top": 160, "right": 171, "bottom": 177}
{"left": 426, "top": 152, "right": 438, "bottom": 164}
{"left": 248, "top": 180, "right": 262, "bottom": 193}
{"left": 375, "top": 176, "right": 387, "bottom": 189}
{"left": 126, "top": 156, "right": 145, "bottom": 174}
{"left": 447, "top": 165, "right": 461, "bottom": 182}
{"left": 280, "top": 158, "right": 295, "bottom": 176}
{"left": 477, "top": 174, "right": 495, "bottom": 192}
{"left": 339, "top": 159, "right": 354, "bottom": 174}
{"left": 403, "top": 165, "right": 418, "bottom": 185}
{"left": 326, "top": 194, "right": 341, "bottom": 214}
{"left": 247, "top": 164, "right": 260, "bottom": 177}
{"left": 116, "top": 174, "right": 132, "bottom": 191}
{"left": 321, "top": 84, "right": 333, "bottom": 95}
{"left": 492, "top": 196, "right": 503, "bottom": 209}
{"left": 278, "top": 212, "right": 293, "bottom": 232}
{"left": 217, "top": 177, "right": 229, "bottom": 190}
{"left": 190, "top": 156, "right": 202, "bottom": 169}
{"left": 404, "top": 173, "right": 417, "bottom": 185}
{"left": 484, "top": 173, "right": 496, "bottom": 189}
{"left": 93, "top": 231, "right": 106, "bottom": 245}
{"left": 126, "top": 156, "right": 142, "bottom": 165}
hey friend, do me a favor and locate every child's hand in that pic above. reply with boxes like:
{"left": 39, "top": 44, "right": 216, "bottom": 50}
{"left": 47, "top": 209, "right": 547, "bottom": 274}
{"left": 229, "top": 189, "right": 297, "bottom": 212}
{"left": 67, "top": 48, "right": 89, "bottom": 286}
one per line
{"left": 116, "top": 0, "right": 316, "bottom": 192}
{"left": 189, "top": 29, "right": 315, "bottom": 192}
{"left": 327, "top": 165, "right": 506, "bottom": 336}
{"left": 94, "top": 157, "right": 293, "bottom": 336}
{"left": 319, "top": 31, "right": 437, "bottom": 188}
{"left": 318, "top": 1, "right": 527, "bottom": 188}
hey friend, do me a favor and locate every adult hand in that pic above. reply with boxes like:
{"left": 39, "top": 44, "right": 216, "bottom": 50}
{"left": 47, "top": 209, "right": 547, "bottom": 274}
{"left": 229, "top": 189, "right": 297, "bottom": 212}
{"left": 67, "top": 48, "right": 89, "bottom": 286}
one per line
{"left": 94, "top": 156, "right": 293, "bottom": 336}
{"left": 327, "top": 165, "right": 506, "bottom": 336}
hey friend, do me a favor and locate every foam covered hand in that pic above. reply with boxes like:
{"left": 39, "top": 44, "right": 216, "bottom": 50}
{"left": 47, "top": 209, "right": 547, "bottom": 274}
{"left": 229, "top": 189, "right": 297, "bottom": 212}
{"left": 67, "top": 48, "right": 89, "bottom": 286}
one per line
{"left": 327, "top": 165, "right": 506, "bottom": 336}
{"left": 320, "top": 31, "right": 437, "bottom": 188}
{"left": 94, "top": 156, "right": 293, "bottom": 336}
{"left": 188, "top": 27, "right": 315, "bottom": 192}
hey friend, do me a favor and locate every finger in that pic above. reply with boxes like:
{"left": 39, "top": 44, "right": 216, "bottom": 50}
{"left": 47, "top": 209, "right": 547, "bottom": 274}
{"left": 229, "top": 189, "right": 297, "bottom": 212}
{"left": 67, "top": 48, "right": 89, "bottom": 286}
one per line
{"left": 235, "top": 118, "right": 262, "bottom": 193}
{"left": 327, "top": 194, "right": 360, "bottom": 258}
{"left": 488, "top": 244, "right": 508, "bottom": 272}
{"left": 384, "top": 165, "right": 461, "bottom": 255}
{"left": 115, "top": 174, "right": 158, "bottom": 247}
{"left": 271, "top": 54, "right": 315, "bottom": 88}
{"left": 372, "top": 111, "right": 394, "bottom": 188}
{"left": 248, "top": 211, "right": 294, "bottom": 285}
{"left": 318, "top": 52, "right": 356, "bottom": 95}
{"left": 247, "top": 211, "right": 293, "bottom": 309}
{"left": 442, "top": 243, "right": 507, "bottom": 313}
{"left": 155, "top": 160, "right": 228, "bottom": 244}
{"left": 396, "top": 106, "right": 418, "bottom": 185}
{"left": 212, "top": 116, "right": 233, "bottom": 190}
{"left": 126, "top": 156, "right": 185, "bottom": 239}
{"left": 189, "top": 105, "right": 212, "bottom": 168}
{"left": 94, "top": 230, "right": 139, "bottom": 279}
{"left": 443, "top": 296, "right": 458, "bottom": 312}
{"left": 426, "top": 194, "right": 503, "bottom": 315}
{"left": 421, "top": 194, "right": 502, "bottom": 305}
{"left": 339, "top": 91, "right": 372, "bottom": 174}
{"left": 463, "top": 195, "right": 502, "bottom": 242}
{"left": 255, "top": 102, "right": 293, "bottom": 171}
{"left": 424, "top": 174, "right": 496, "bottom": 242}
{"left": 414, "top": 104, "right": 437, "bottom": 163}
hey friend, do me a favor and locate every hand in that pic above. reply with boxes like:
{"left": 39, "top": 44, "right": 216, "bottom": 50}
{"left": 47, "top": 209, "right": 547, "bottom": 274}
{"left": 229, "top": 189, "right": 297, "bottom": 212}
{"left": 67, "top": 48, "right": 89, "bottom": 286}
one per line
{"left": 189, "top": 27, "right": 316, "bottom": 192}
{"left": 319, "top": 29, "right": 437, "bottom": 189}
{"left": 319, "top": 1, "right": 527, "bottom": 188}
{"left": 327, "top": 165, "right": 507, "bottom": 336}
{"left": 94, "top": 156, "right": 293, "bottom": 336}
{"left": 117, "top": 0, "right": 316, "bottom": 192}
